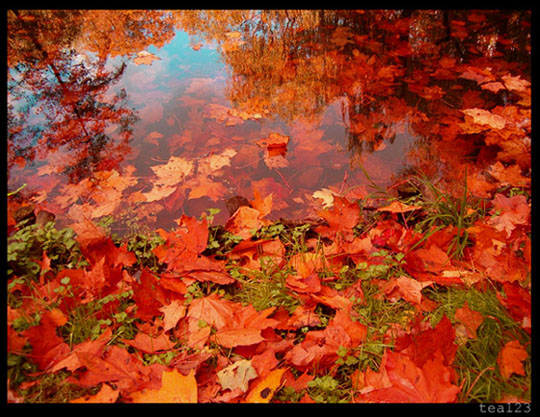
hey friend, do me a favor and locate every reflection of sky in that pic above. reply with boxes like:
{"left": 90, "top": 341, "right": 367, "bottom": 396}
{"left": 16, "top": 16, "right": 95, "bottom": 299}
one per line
{"left": 117, "top": 30, "right": 225, "bottom": 92}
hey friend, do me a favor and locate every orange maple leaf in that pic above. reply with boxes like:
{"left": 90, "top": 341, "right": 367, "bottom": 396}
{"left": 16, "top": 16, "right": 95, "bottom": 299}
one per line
{"left": 454, "top": 301, "right": 484, "bottom": 339}
{"left": 487, "top": 193, "right": 530, "bottom": 238}
{"left": 225, "top": 205, "right": 269, "bottom": 240}
{"left": 121, "top": 332, "right": 175, "bottom": 354}
{"left": 245, "top": 368, "right": 286, "bottom": 403}
{"left": 377, "top": 200, "right": 422, "bottom": 214}
{"left": 358, "top": 350, "right": 461, "bottom": 403}
{"left": 497, "top": 340, "right": 528, "bottom": 380}
{"left": 130, "top": 369, "right": 197, "bottom": 403}
{"left": 462, "top": 108, "right": 507, "bottom": 130}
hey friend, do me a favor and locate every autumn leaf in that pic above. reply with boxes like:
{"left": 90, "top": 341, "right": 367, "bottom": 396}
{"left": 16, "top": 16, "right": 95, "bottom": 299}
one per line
{"left": 130, "top": 369, "right": 198, "bottom": 403}
{"left": 256, "top": 132, "right": 289, "bottom": 149}
{"left": 245, "top": 368, "right": 286, "bottom": 403}
{"left": 122, "top": 332, "right": 175, "bottom": 354}
{"left": 488, "top": 161, "right": 530, "bottom": 188}
{"left": 497, "top": 340, "right": 528, "bottom": 380}
{"left": 285, "top": 308, "right": 365, "bottom": 370}
{"left": 396, "top": 315, "right": 457, "bottom": 367}
{"left": 51, "top": 328, "right": 112, "bottom": 373}
{"left": 159, "top": 299, "right": 187, "bottom": 332}
{"left": 487, "top": 193, "right": 530, "bottom": 238}
{"left": 144, "top": 155, "right": 194, "bottom": 202}
{"left": 131, "top": 269, "right": 170, "bottom": 321}
{"left": 286, "top": 273, "right": 321, "bottom": 294}
{"left": 501, "top": 74, "right": 530, "bottom": 93}
{"left": 71, "top": 345, "right": 147, "bottom": 392}
{"left": 379, "top": 276, "right": 432, "bottom": 305}
{"left": 250, "top": 188, "right": 273, "bottom": 218}
{"left": 186, "top": 174, "right": 228, "bottom": 201}
{"left": 312, "top": 188, "right": 335, "bottom": 208}
{"left": 225, "top": 205, "right": 269, "bottom": 240}
{"left": 24, "top": 308, "right": 70, "bottom": 370}
{"left": 377, "top": 200, "right": 422, "bottom": 214}
{"left": 230, "top": 238, "right": 285, "bottom": 271}
{"left": 187, "top": 294, "right": 237, "bottom": 330}
{"left": 197, "top": 148, "right": 237, "bottom": 175}
{"left": 316, "top": 196, "right": 361, "bottom": 241}
{"left": 462, "top": 108, "right": 507, "bottom": 130}
{"left": 213, "top": 328, "right": 265, "bottom": 349}
{"left": 217, "top": 359, "right": 258, "bottom": 392}
{"left": 497, "top": 282, "right": 531, "bottom": 332}
{"left": 454, "top": 301, "right": 484, "bottom": 339}
{"left": 358, "top": 350, "right": 460, "bottom": 403}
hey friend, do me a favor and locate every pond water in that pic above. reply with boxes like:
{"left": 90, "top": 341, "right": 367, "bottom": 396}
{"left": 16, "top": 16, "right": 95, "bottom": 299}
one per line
{"left": 7, "top": 10, "right": 531, "bottom": 234}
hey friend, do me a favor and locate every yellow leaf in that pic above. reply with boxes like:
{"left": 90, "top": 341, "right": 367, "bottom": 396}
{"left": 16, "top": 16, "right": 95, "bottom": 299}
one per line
{"left": 130, "top": 369, "right": 197, "bottom": 403}
{"left": 217, "top": 359, "right": 258, "bottom": 392}
{"left": 313, "top": 188, "right": 335, "bottom": 208}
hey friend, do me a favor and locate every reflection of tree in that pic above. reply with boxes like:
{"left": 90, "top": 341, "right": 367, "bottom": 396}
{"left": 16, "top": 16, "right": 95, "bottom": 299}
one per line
{"left": 175, "top": 9, "right": 530, "bottom": 187}
{"left": 7, "top": 10, "right": 177, "bottom": 183}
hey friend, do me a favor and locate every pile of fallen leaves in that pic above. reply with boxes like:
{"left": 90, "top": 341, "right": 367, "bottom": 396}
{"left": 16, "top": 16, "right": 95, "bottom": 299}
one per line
{"left": 7, "top": 185, "right": 530, "bottom": 403}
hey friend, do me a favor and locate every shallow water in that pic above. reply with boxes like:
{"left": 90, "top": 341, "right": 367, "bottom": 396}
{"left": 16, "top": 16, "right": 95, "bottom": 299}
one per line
{"left": 7, "top": 10, "right": 531, "bottom": 233}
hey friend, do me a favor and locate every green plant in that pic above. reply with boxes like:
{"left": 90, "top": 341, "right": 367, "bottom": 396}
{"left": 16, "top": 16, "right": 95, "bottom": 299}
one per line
{"left": 59, "top": 289, "right": 136, "bottom": 347}
{"left": 229, "top": 261, "right": 299, "bottom": 313}
{"left": 8, "top": 220, "right": 85, "bottom": 280}
{"left": 124, "top": 231, "right": 165, "bottom": 272}
{"left": 404, "top": 174, "right": 487, "bottom": 259}
{"left": 306, "top": 374, "right": 351, "bottom": 403}
{"left": 424, "top": 286, "right": 530, "bottom": 402}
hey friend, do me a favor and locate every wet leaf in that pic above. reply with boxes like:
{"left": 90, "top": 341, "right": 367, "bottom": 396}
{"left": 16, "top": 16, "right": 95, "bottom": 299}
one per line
{"left": 462, "top": 108, "right": 507, "bottom": 130}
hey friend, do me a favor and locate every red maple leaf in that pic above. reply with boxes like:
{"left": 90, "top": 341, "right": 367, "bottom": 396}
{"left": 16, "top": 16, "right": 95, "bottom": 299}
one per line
{"left": 316, "top": 196, "right": 361, "bottom": 241}
{"left": 394, "top": 315, "right": 457, "bottom": 367}
{"left": 23, "top": 308, "right": 70, "bottom": 370}
{"left": 357, "top": 350, "right": 461, "bottom": 403}
{"left": 497, "top": 340, "right": 528, "bottom": 380}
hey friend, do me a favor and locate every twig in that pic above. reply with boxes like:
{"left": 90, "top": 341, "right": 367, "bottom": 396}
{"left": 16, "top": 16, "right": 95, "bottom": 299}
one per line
{"left": 463, "top": 366, "right": 494, "bottom": 400}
